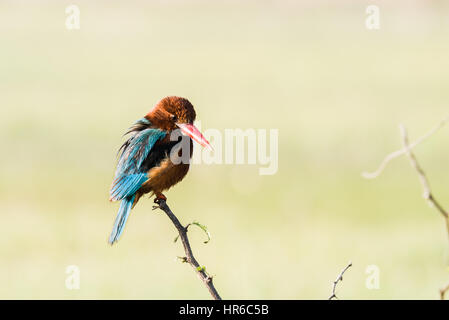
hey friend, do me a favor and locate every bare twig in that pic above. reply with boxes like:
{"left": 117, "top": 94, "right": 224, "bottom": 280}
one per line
{"left": 364, "top": 119, "right": 449, "bottom": 299}
{"left": 440, "top": 283, "right": 449, "bottom": 300}
{"left": 154, "top": 200, "right": 221, "bottom": 300}
{"left": 400, "top": 125, "right": 449, "bottom": 299}
{"left": 329, "top": 262, "right": 352, "bottom": 300}
{"left": 400, "top": 124, "right": 449, "bottom": 241}
{"left": 362, "top": 116, "right": 449, "bottom": 179}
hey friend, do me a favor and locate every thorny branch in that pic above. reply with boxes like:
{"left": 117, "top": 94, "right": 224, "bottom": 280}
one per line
{"left": 329, "top": 262, "right": 352, "bottom": 300}
{"left": 154, "top": 200, "right": 222, "bottom": 300}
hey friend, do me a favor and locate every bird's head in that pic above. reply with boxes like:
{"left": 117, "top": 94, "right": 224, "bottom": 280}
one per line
{"left": 146, "top": 96, "right": 212, "bottom": 150}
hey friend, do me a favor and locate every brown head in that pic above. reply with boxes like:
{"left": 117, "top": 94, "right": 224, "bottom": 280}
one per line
{"left": 145, "top": 96, "right": 211, "bottom": 150}
{"left": 145, "top": 96, "right": 196, "bottom": 131}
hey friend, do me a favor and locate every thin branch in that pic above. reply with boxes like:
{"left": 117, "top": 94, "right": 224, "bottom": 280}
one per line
{"left": 400, "top": 124, "right": 449, "bottom": 241}
{"left": 364, "top": 119, "right": 449, "bottom": 299}
{"left": 362, "top": 116, "right": 449, "bottom": 179}
{"left": 440, "top": 283, "right": 449, "bottom": 300}
{"left": 154, "top": 200, "right": 222, "bottom": 300}
{"left": 401, "top": 124, "right": 449, "bottom": 301}
{"left": 329, "top": 262, "right": 352, "bottom": 300}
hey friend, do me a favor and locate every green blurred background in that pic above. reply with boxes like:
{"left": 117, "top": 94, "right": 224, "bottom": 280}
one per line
{"left": 1, "top": 0, "right": 449, "bottom": 299}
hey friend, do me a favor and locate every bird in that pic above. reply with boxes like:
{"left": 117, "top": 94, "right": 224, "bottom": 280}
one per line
{"left": 108, "top": 96, "right": 212, "bottom": 245}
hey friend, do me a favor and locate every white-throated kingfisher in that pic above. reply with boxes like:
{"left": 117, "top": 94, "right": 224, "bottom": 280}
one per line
{"left": 108, "top": 96, "right": 211, "bottom": 245}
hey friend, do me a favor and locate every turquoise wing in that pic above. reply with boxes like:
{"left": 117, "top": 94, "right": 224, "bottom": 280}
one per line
{"left": 109, "top": 127, "right": 166, "bottom": 201}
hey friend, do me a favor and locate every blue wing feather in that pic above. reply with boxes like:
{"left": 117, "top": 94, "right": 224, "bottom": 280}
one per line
{"left": 110, "top": 173, "right": 148, "bottom": 201}
{"left": 109, "top": 125, "right": 166, "bottom": 201}
{"left": 108, "top": 120, "right": 166, "bottom": 244}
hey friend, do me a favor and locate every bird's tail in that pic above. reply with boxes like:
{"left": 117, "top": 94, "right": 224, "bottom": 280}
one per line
{"left": 109, "top": 194, "right": 136, "bottom": 245}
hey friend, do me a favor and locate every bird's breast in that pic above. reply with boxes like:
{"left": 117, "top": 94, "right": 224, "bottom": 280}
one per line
{"left": 139, "top": 135, "right": 193, "bottom": 194}
{"left": 142, "top": 158, "right": 190, "bottom": 193}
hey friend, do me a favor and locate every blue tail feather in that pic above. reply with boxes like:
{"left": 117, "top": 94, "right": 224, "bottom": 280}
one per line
{"left": 109, "top": 194, "right": 136, "bottom": 245}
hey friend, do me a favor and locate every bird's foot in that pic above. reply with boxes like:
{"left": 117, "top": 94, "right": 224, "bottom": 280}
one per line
{"left": 152, "top": 193, "right": 167, "bottom": 210}
{"left": 154, "top": 193, "right": 167, "bottom": 203}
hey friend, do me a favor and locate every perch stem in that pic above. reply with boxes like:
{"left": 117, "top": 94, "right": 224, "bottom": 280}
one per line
{"left": 156, "top": 200, "right": 221, "bottom": 300}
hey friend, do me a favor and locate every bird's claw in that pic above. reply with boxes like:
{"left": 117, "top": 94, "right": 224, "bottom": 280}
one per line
{"left": 154, "top": 193, "right": 167, "bottom": 204}
{"left": 149, "top": 192, "right": 167, "bottom": 212}
{"left": 153, "top": 194, "right": 167, "bottom": 210}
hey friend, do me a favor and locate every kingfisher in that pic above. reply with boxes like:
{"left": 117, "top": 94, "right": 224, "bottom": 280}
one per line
{"left": 108, "top": 96, "right": 212, "bottom": 245}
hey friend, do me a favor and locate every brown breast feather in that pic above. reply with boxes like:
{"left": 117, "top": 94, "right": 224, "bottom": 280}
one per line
{"left": 138, "top": 158, "right": 190, "bottom": 199}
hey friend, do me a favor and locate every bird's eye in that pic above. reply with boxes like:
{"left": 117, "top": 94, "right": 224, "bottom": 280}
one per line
{"left": 170, "top": 114, "right": 178, "bottom": 122}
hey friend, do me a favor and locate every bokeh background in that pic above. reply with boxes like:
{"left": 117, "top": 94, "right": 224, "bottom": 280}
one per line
{"left": 1, "top": 0, "right": 449, "bottom": 299}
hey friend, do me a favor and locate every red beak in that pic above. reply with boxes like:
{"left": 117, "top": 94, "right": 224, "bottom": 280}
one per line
{"left": 176, "top": 123, "right": 213, "bottom": 150}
